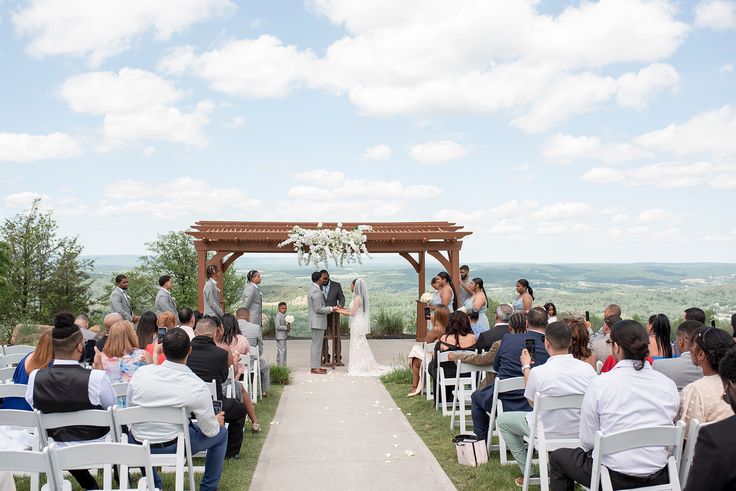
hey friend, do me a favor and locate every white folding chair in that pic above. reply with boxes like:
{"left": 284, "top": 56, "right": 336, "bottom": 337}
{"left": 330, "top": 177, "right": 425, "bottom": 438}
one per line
{"left": 37, "top": 407, "right": 117, "bottom": 447}
{"left": 249, "top": 351, "right": 261, "bottom": 403}
{"left": 224, "top": 365, "right": 239, "bottom": 399}
{"left": 589, "top": 421, "right": 685, "bottom": 491}
{"left": 450, "top": 361, "right": 481, "bottom": 433}
{"left": 0, "top": 448, "right": 56, "bottom": 491}
{"left": 435, "top": 350, "right": 476, "bottom": 416}
{"left": 2, "top": 345, "right": 35, "bottom": 356}
{"left": 0, "top": 366, "right": 17, "bottom": 382}
{"left": 48, "top": 440, "right": 156, "bottom": 490}
{"left": 486, "top": 376, "right": 525, "bottom": 465}
{"left": 0, "top": 382, "right": 29, "bottom": 399}
{"left": 679, "top": 419, "right": 708, "bottom": 485}
{"left": 112, "top": 383, "right": 129, "bottom": 399}
{"left": 0, "top": 353, "right": 27, "bottom": 368}
{"left": 0, "top": 407, "right": 43, "bottom": 490}
{"left": 113, "top": 405, "right": 195, "bottom": 491}
{"left": 423, "top": 342, "right": 434, "bottom": 400}
{"left": 522, "top": 392, "right": 585, "bottom": 491}
{"left": 206, "top": 379, "right": 217, "bottom": 401}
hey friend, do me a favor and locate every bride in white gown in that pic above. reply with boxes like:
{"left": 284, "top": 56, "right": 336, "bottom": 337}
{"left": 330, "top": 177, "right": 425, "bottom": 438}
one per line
{"left": 337, "top": 278, "right": 390, "bottom": 377}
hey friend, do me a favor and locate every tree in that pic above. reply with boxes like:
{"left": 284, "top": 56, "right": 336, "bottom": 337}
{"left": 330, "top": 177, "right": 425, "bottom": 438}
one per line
{"left": 0, "top": 200, "right": 93, "bottom": 322}
{"left": 0, "top": 241, "right": 15, "bottom": 342}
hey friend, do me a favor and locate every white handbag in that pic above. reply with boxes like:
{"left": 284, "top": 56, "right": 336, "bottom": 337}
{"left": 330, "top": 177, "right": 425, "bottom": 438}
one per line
{"left": 452, "top": 434, "right": 488, "bottom": 467}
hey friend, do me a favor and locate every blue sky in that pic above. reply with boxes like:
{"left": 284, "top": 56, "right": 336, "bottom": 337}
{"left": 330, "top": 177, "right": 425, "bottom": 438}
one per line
{"left": 0, "top": 0, "right": 735, "bottom": 263}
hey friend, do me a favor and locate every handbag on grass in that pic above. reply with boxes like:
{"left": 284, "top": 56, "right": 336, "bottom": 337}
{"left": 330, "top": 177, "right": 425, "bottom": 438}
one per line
{"left": 452, "top": 434, "right": 488, "bottom": 467}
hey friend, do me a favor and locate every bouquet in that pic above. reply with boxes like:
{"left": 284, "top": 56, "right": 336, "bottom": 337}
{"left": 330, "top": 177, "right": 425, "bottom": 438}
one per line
{"left": 419, "top": 292, "right": 434, "bottom": 304}
{"left": 284, "top": 314, "right": 295, "bottom": 324}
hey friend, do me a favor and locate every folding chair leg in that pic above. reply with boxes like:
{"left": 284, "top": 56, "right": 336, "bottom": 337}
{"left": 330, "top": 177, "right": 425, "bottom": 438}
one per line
{"left": 522, "top": 438, "right": 535, "bottom": 491}
{"left": 539, "top": 444, "right": 550, "bottom": 491}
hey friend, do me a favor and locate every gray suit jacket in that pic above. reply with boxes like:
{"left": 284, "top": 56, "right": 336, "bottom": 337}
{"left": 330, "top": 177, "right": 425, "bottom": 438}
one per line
{"left": 241, "top": 283, "right": 263, "bottom": 326}
{"left": 203, "top": 279, "right": 224, "bottom": 318}
{"left": 652, "top": 352, "right": 704, "bottom": 390}
{"left": 308, "top": 282, "right": 333, "bottom": 330}
{"left": 154, "top": 287, "right": 179, "bottom": 323}
{"left": 109, "top": 287, "right": 133, "bottom": 321}
{"left": 275, "top": 312, "right": 288, "bottom": 341}
{"left": 238, "top": 319, "right": 263, "bottom": 356}
{"left": 322, "top": 281, "right": 345, "bottom": 308}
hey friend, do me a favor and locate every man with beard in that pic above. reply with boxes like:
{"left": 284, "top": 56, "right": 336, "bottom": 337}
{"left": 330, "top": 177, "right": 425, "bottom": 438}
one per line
{"left": 109, "top": 274, "right": 139, "bottom": 322}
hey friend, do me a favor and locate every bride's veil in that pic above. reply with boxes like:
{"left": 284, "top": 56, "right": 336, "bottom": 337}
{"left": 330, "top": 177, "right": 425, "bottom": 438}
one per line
{"left": 353, "top": 278, "right": 369, "bottom": 314}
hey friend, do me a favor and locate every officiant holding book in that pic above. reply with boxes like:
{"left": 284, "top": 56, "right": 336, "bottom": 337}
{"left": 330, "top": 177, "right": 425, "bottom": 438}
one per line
{"left": 320, "top": 270, "right": 345, "bottom": 366}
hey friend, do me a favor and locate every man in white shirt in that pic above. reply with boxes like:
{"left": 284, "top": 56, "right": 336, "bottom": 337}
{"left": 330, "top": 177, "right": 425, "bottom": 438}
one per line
{"left": 652, "top": 320, "right": 704, "bottom": 389}
{"left": 176, "top": 307, "right": 197, "bottom": 340}
{"left": 127, "top": 328, "right": 227, "bottom": 491}
{"left": 496, "top": 322, "right": 597, "bottom": 487}
{"left": 549, "top": 320, "right": 680, "bottom": 491}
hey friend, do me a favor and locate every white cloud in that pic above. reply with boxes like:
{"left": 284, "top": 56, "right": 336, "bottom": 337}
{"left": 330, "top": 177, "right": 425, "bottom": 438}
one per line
{"left": 59, "top": 68, "right": 212, "bottom": 150}
{"left": 616, "top": 63, "right": 679, "bottom": 110}
{"left": 720, "top": 63, "right": 734, "bottom": 73}
{"left": 293, "top": 169, "right": 345, "bottom": 184}
{"left": 694, "top": 0, "right": 736, "bottom": 31}
{"left": 223, "top": 116, "right": 245, "bottom": 128}
{"left": 583, "top": 162, "right": 714, "bottom": 189}
{"left": 362, "top": 144, "right": 392, "bottom": 161}
{"left": 0, "top": 132, "right": 83, "bottom": 162}
{"left": 531, "top": 202, "right": 593, "bottom": 220}
{"left": 13, "top": 0, "right": 235, "bottom": 65}
{"left": 160, "top": 0, "right": 688, "bottom": 131}
{"left": 636, "top": 208, "right": 672, "bottom": 223}
{"left": 3, "top": 192, "right": 49, "bottom": 208}
{"left": 409, "top": 140, "right": 469, "bottom": 164}
{"left": 581, "top": 167, "right": 625, "bottom": 183}
{"left": 542, "top": 134, "right": 651, "bottom": 164}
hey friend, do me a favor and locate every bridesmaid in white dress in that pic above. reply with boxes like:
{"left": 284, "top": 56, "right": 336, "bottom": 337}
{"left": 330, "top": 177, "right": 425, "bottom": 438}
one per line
{"left": 336, "top": 278, "right": 390, "bottom": 377}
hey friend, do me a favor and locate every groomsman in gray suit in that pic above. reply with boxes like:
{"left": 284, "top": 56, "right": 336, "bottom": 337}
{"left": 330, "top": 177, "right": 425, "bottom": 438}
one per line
{"left": 309, "top": 271, "right": 338, "bottom": 374}
{"left": 241, "top": 270, "right": 263, "bottom": 327}
{"left": 320, "top": 270, "right": 345, "bottom": 366}
{"left": 203, "top": 265, "right": 224, "bottom": 318}
{"left": 154, "top": 275, "right": 179, "bottom": 324}
{"left": 109, "top": 274, "right": 139, "bottom": 322}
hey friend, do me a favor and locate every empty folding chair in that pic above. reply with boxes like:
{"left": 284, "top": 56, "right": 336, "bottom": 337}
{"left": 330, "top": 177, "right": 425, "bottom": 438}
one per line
{"left": 113, "top": 405, "right": 194, "bottom": 491}
{"left": 522, "top": 392, "right": 585, "bottom": 491}
{"left": 679, "top": 419, "right": 708, "bottom": 485}
{"left": 450, "top": 361, "right": 482, "bottom": 433}
{"left": 0, "top": 366, "right": 16, "bottom": 383}
{"left": 0, "top": 448, "right": 56, "bottom": 491}
{"left": 2, "top": 345, "right": 35, "bottom": 356}
{"left": 249, "top": 351, "right": 261, "bottom": 403}
{"left": 435, "top": 350, "right": 477, "bottom": 416}
{"left": 423, "top": 342, "right": 434, "bottom": 400}
{"left": 0, "top": 353, "right": 27, "bottom": 368}
{"left": 589, "top": 421, "right": 685, "bottom": 491}
{"left": 48, "top": 440, "right": 156, "bottom": 490}
{"left": 0, "top": 407, "right": 43, "bottom": 490}
{"left": 486, "top": 376, "right": 525, "bottom": 465}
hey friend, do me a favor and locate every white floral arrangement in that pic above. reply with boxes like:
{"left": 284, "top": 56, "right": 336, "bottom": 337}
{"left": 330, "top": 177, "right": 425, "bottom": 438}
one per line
{"left": 419, "top": 292, "right": 434, "bottom": 304}
{"left": 278, "top": 222, "right": 372, "bottom": 269}
{"left": 284, "top": 314, "right": 295, "bottom": 324}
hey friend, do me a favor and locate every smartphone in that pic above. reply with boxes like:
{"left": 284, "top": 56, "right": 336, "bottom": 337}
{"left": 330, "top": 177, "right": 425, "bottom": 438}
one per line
{"left": 212, "top": 400, "right": 223, "bottom": 415}
{"left": 711, "top": 320, "right": 717, "bottom": 328}
{"left": 525, "top": 338, "right": 536, "bottom": 363}
{"left": 585, "top": 311, "right": 590, "bottom": 322}
{"left": 424, "top": 306, "right": 431, "bottom": 320}
{"left": 157, "top": 327, "right": 167, "bottom": 344}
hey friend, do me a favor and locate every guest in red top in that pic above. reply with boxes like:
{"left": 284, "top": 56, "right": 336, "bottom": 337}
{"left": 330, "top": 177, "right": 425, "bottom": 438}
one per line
{"left": 136, "top": 311, "right": 166, "bottom": 365}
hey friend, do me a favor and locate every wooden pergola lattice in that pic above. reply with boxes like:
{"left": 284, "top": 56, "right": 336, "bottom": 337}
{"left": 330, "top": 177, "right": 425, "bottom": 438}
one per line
{"left": 187, "top": 221, "right": 472, "bottom": 340}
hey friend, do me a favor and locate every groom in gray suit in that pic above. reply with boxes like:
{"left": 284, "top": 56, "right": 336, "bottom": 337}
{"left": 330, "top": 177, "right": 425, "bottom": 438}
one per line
{"left": 309, "top": 271, "right": 338, "bottom": 374}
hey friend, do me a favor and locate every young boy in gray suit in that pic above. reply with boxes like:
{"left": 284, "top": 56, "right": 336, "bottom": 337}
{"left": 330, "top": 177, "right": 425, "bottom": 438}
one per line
{"left": 275, "top": 302, "right": 290, "bottom": 365}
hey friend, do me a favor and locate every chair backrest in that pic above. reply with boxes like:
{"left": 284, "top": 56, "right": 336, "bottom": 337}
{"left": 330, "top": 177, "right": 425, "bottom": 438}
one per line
{"left": 112, "top": 382, "right": 129, "bottom": 398}
{"left": 590, "top": 421, "right": 685, "bottom": 491}
{"left": 679, "top": 419, "right": 706, "bottom": 485}
{"left": 496, "top": 376, "right": 526, "bottom": 393}
{"left": 37, "top": 407, "right": 116, "bottom": 446}
{"left": 0, "top": 448, "right": 56, "bottom": 489}
{"left": 527, "top": 392, "right": 585, "bottom": 443}
{"left": 48, "top": 441, "right": 154, "bottom": 491}
{"left": 0, "top": 353, "right": 26, "bottom": 368}
{"left": 424, "top": 342, "right": 434, "bottom": 354}
{"left": 112, "top": 405, "right": 188, "bottom": 442}
{"left": 207, "top": 379, "right": 217, "bottom": 400}
{"left": 0, "top": 366, "right": 17, "bottom": 382}
{"left": 456, "top": 360, "right": 487, "bottom": 375}
{"left": 0, "top": 407, "right": 41, "bottom": 428}
{"left": 3, "top": 345, "right": 35, "bottom": 356}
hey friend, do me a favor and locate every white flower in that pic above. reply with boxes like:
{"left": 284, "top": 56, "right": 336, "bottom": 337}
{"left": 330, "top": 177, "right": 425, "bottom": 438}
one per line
{"left": 317, "top": 222, "right": 323, "bottom": 228}
{"left": 285, "top": 315, "right": 294, "bottom": 323}
{"left": 419, "top": 292, "right": 434, "bottom": 304}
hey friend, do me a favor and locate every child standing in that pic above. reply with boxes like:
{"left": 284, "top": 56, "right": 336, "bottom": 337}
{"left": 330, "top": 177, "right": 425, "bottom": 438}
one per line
{"left": 275, "top": 302, "right": 290, "bottom": 365}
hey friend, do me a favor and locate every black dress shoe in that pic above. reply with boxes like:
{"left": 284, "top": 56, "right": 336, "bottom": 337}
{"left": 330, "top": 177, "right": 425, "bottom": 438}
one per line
{"left": 226, "top": 453, "right": 240, "bottom": 460}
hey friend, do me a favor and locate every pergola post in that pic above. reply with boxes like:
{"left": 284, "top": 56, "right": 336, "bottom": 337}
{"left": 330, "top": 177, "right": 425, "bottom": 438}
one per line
{"left": 416, "top": 251, "right": 426, "bottom": 340}
{"left": 196, "top": 246, "right": 207, "bottom": 312}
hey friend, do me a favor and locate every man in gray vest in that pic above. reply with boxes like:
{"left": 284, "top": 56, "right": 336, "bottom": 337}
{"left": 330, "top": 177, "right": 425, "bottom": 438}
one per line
{"left": 109, "top": 274, "right": 139, "bottom": 322}
{"left": 320, "top": 270, "right": 345, "bottom": 365}
{"left": 154, "top": 274, "right": 179, "bottom": 324}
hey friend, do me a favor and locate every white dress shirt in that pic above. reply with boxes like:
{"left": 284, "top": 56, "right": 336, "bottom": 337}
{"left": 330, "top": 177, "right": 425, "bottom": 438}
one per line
{"left": 25, "top": 359, "right": 116, "bottom": 447}
{"left": 524, "top": 354, "right": 597, "bottom": 438}
{"left": 126, "top": 360, "right": 219, "bottom": 443}
{"left": 579, "top": 359, "right": 679, "bottom": 476}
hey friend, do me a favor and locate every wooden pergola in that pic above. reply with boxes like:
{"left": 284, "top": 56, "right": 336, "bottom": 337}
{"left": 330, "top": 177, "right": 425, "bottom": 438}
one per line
{"left": 186, "top": 221, "right": 472, "bottom": 339}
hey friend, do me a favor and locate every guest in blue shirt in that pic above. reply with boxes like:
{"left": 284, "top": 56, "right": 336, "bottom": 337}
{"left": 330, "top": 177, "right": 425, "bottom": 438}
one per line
{"left": 1, "top": 331, "right": 53, "bottom": 410}
{"left": 471, "top": 307, "right": 551, "bottom": 441}
{"left": 469, "top": 310, "right": 489, "bottom": 338}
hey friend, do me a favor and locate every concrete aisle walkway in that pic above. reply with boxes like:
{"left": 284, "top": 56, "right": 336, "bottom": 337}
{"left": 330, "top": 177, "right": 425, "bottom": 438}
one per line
{"left": 250, "top": 339, "right": 456, "bottom": 491}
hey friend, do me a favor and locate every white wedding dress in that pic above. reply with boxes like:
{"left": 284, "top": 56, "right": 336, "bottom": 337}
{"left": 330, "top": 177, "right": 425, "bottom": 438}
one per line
{"left": 347, "top": 279, "right": 391, "bottom": 377}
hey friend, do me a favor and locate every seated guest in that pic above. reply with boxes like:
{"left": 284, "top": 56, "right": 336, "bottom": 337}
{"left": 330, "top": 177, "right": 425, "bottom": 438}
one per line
{"left": 679, "top": 327, "right": 734, "bottom": 433}
{"left": 2, "top": 331, "right": 53, "bottom": 410}
{"left": 476, "top": 304, "right": 513, "bottom": 352}
{"left": 157, "top": 311, "right": 176, "bottom": 329}
{"left": 468, "top": 310, "right": 488, "bottom": 337}
{"left": 177, "top": 307, "right": 197, "bottom": 340}
{"left": 25, "top": 312, "right": 116, "bottom": 490}
{"left": 187, "top": 317, "right": 253, "bottom": 459}
{"left": 684, "top": 307, "right": 706, "bottom": 324}
{"left": 93, "top": 320, "right": 149, "bottom": 384}
{"left": 407, "top": 305, "right": 450, "bottom": 397}
{"left": 127, "top": 328, "right": 227, "bottom": 491}
{"left": 428, "top": 311, "right": 477, "bottom": 402}
{"left": 92, "top": 312, "right": 122, "bottom": 355}
{"left": 236, "top": 308, "right": 271, "bottom": 398}
{"left": 549, "top": 320, "right": 679, "bottom": 491}
{"left": 76, "top": 313, "right": 96, "bottom": 342}
{"left": 471, "top": 307, "right": 550, "bottom": 441}
{"left": 590, "top": 315, "right": 621, "bottom": 363}
{"left": 653, "top": 320, "right": 704, "bottom": 389}
{"left": 684, "top": 347, "right": 736, "bottom": 490}
{"left": 647, "top": 313, "right": 673, "bottom": 359}
{"left": 497, "top": 322, "right": 596, "bottom": 487}
{"left": 137, "top": 311, "right": 165, "bottom": 364}
{"left": 566, "top": 318, "right": 597, "bottom": 368}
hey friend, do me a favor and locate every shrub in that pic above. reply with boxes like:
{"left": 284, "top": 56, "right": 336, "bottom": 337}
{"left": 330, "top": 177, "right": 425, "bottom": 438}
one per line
{"left": 262, "top": 308, "right": 276, "bottom": 337}
{"left": 371, "top": 309, "right": 405, "bottom": 337}
{"left": 270, "top": 364, "right": 291, "bottom": 385}
{"left": 380, "top": 365, "right": 412, "bottom": 385}
{"left": 339, "top": 315, "right": 349, "bottom": 336}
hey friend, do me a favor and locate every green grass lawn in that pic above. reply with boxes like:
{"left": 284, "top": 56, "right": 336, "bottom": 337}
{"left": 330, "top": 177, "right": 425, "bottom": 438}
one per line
{"left": 381, "top": 367, "right": 521, "bottom": 491}
{"left": 13, "top": 384, "right": 284, "bottom": 490}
